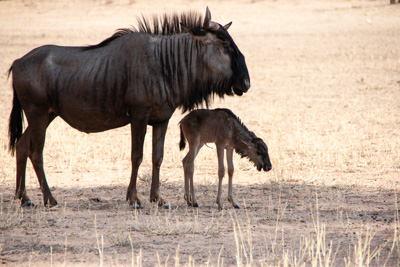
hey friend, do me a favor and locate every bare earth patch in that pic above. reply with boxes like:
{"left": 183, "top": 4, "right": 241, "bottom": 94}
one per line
{"left": 1, "top": 0, "right": 399, "bottom": 266}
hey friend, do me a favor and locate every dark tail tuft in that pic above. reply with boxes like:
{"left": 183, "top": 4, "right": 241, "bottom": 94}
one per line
{"left": 179, "top": 125, "right": 186, "bottom": 151}
{"left": 8, "top": 69, "right": 24, "bottom": 156}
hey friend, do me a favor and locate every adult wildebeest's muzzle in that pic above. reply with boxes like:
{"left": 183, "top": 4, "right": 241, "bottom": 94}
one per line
{"left": 232, "top": 53, "right": 250, "bottom": 96}
{"left": 233, "top": 77, "right": 250, "bottom": 96}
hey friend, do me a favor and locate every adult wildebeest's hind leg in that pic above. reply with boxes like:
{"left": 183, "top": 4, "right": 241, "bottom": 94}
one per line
{"left": 226, "top": 148, "right": 239, "bottom": 209}
{"left": 15, "top": 126, "right": 31, "bottom": 206}
{"left": 150, "top": 122, "right": 169, "bottom": 207}
{"left": 17, "top": 110, "right": 57, "bottom": 207}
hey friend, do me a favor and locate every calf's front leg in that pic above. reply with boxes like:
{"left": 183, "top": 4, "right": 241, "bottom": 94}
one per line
{"left": 216, "top": 144, "right": 225, "bottom": 210}
{"left": 226, "top": 148, "right": 239, "bottom": 209}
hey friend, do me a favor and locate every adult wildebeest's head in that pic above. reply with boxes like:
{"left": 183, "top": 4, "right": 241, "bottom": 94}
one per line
{"left": 181, "top": 7, "right": 250, "bottom": 97}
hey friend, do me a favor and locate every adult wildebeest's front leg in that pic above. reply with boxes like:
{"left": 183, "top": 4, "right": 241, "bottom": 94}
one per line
{"left": 126, "top": 112, "right": 149, "bottom": 209}
{"left": 226, "top": 148, "right": 239, "bottom": 209}
{"left": 150, "top": 122, "right": 169, "bottom": 207}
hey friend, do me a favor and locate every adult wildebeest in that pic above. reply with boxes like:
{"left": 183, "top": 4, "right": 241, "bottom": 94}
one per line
{"left": 179, "top": 109, "right": 271, "bottom": 210}
{"left": 8, "top": 7, "right": 250, "bottom": 208}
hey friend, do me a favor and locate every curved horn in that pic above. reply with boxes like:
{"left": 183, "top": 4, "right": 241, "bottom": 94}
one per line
{"left": 203, "top": 6, "right": 211, "bottom": 29}
{"left": 203, "top": 7, "right": 220, "bottom": 31}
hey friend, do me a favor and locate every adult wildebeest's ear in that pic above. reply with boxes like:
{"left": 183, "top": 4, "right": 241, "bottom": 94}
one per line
{"left": 223, "top": 22, "right": 232, "bottom": 31}
{"left": 203, "top": 7, "right": 219, "bottom": 31}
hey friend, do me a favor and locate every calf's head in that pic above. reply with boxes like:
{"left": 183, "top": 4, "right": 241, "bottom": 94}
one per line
{"left": 251, "top": 138, "right": 272, "bottom": 172}
{"left": 235, "top": 136, "right": 272, "bottom": 172}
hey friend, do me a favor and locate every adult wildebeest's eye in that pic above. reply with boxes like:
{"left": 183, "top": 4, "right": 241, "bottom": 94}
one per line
{"left": 181, "top": 24, "right": 207, "bottom": 38}
{"left": 220, "top": 40, "right": 231, "bottom": 47}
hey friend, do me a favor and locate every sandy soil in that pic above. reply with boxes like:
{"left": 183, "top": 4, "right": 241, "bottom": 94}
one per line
{"left": 0, "top": 0, "right": 400, "bottom": 266}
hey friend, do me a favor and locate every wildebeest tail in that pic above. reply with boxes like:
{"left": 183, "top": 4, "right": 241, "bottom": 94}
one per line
{"left": 179, "top": 125, "right": 186, "bottom": 151}
{"left": 8, "top": 66, "right": 24, "bottom": 156}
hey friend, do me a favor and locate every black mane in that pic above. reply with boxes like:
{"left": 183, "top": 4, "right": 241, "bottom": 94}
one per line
{"left": 85, "top": 11, "right": 203, "bottom": 50}
{"left": 215, "top": 108, "right": 258, "bottom": 158}
{"left": 216, "top": 108, "right": 254, "bottom": 137}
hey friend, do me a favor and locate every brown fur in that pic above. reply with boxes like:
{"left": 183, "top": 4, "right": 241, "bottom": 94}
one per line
{"left": 179, "top": 108, "right": 272, "bottom": 209}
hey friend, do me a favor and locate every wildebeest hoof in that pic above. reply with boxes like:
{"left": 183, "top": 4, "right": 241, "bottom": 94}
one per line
{"left": 21, "top": 201, "right": 35, "bottom": 207}
{"left": 150, "top": 197, "right": 166, "bottom": 207}
{"left": 131, "top": 204, "right": 143, "bottom": 210}
{"left": 90, "top": 197, "right": 102, "bottom": 202}
{"left": 234, "top": 204, "right": 240, "bottom": 209}
{"left": 161, "top": 203, "right": 170, "bottom": 209}
{"left": 44, "top": 197, "right": 58, "bottom": 207}
{"left": 188, "top": 202, "right": 198, "bottom": 208}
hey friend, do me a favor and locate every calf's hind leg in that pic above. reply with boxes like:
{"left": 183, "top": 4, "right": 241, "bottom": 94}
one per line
{"left": 226, "top": 148, "right": 239, "bottom": 209}
{"left": 183, "top": 138, "right": 202, "bottom": 207}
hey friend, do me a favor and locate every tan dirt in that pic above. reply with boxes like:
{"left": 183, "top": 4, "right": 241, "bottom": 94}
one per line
{"left": 0, "top": 0, "right": 399, "bottom": 266}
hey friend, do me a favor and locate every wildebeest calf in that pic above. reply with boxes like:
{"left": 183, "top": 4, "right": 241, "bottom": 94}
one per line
{"left": 179, "top": 108, "right": 272, "bottom": 210}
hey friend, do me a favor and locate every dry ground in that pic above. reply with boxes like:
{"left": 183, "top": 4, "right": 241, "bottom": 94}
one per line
{"left": 1, "top": 0, "right": 400, "bottom": 266}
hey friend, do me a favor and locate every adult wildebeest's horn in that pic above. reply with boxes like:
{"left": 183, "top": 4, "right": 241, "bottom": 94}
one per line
{"left": 203, "top": 7, "right": 219, "bottom": 31}
{"left": 223, "top": 22, "right": 232, "bottom": 31}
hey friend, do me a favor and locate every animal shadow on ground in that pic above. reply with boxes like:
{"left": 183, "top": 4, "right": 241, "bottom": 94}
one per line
{"left": 1, "top": 181, "right": 399, "bottom": 266}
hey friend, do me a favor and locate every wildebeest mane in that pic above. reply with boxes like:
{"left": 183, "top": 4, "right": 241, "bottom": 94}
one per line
{"left": 215, "top": 108, "right": 257, "bottom": 158}
{"left": 136, "top": 11, "right": 203, "bottom": 35}
{"left": 85, "top": 11, "right": 203, "bottom": 50}
{"left": 216, "top": 108, "right": 254, "bottom": 137}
